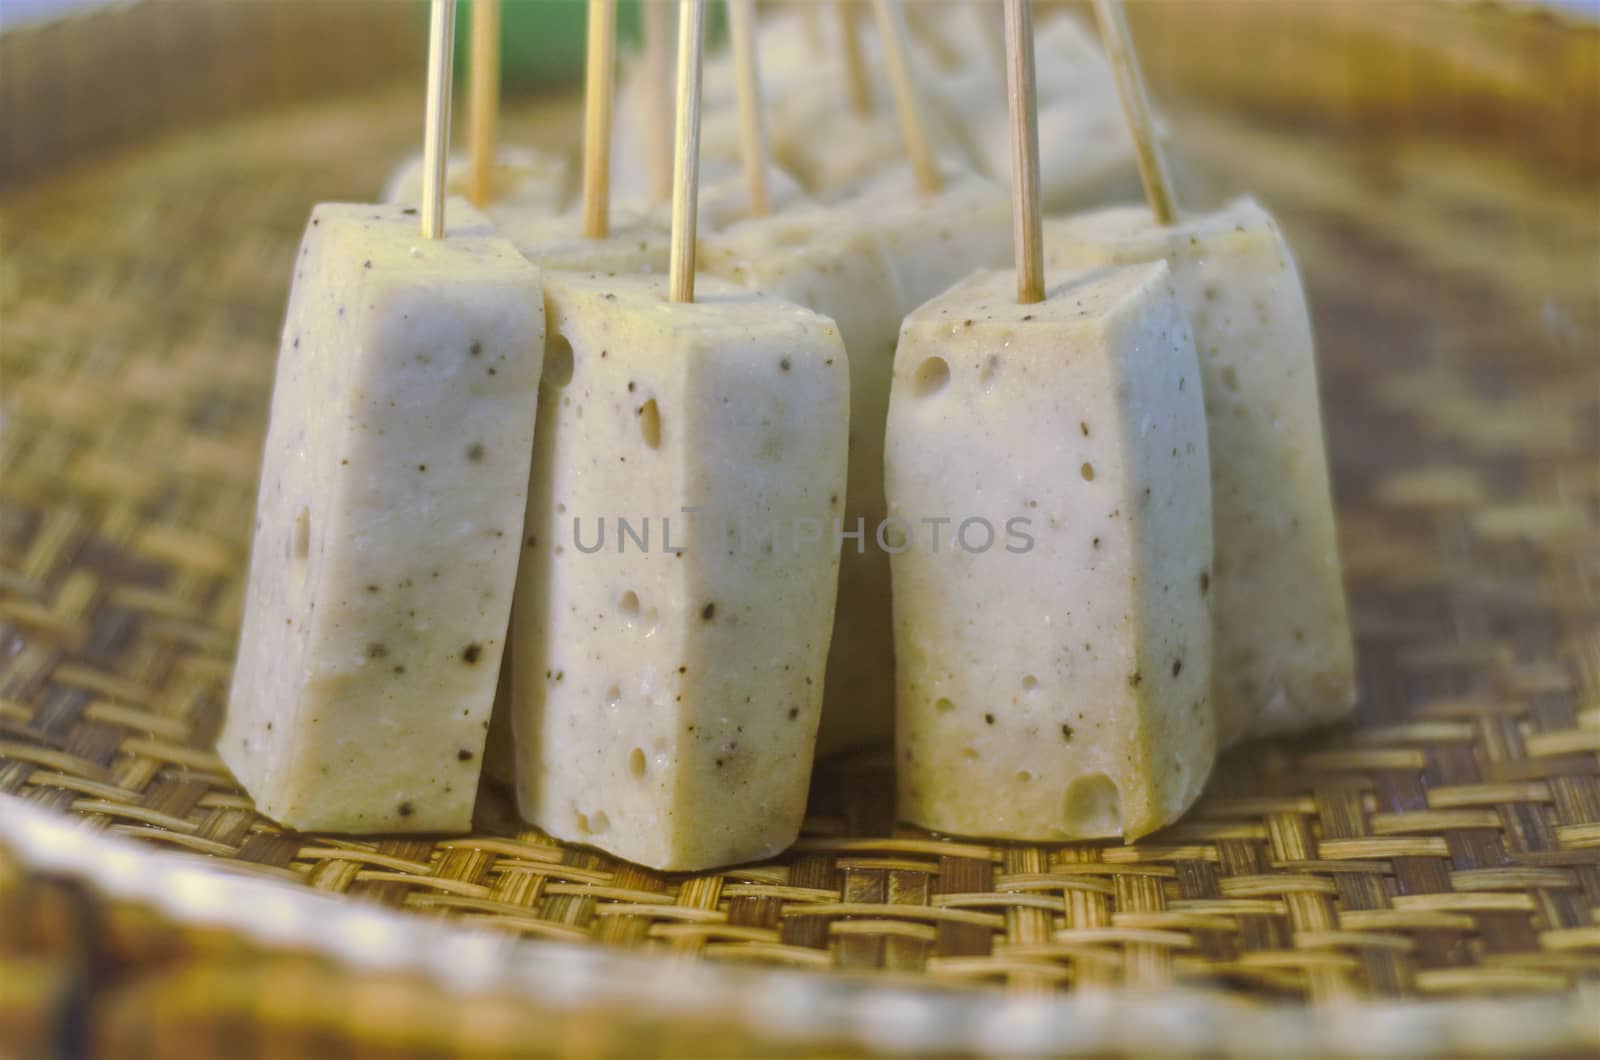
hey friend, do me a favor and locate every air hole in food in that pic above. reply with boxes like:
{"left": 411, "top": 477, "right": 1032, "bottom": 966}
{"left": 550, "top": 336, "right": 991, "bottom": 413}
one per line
{"left": 619, "top": 590, "right": 640, "bottom": 619}
{"left": 935, "top": 697, "right": 956, "bottom": 713}
{"left": 960, "top": 747, "right": 979, "bottom": 762}
{"left": 1080, "top": 462, "right": 1095, "bottom": 481}
{"left": 1016, "top": 770, "right": 1034, "bottom": 783}
{"left": 293, "top": 507, "right": 311, "bottom": 561}
{"left": 606, "top": 684, "right": 622, "bottom": 706}
{"left": 638, "top": 398, "right": 662, "bottom": 449}
{"left": 628, "top": 748, "right": 646, "bottom": 778}
{"left": 1063, "top": 772, "right": 1122, "bottom": 836}
{"left": 912, "top": 356, "right": 951, "bottom": 398}
{"left": 978, "top": 355, "right": 999, "bottom": 390}
{"left": 1021, "top": 675, "right": 1039, "bottom": 693}
{"left": 543, "top": 333, "right": 575, "bottom": 388}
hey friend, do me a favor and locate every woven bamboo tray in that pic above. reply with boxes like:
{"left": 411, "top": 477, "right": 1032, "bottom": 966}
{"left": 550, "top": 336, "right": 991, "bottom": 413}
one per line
{"left": 2, "top": 2, "right": 1598, "bottom": 1056}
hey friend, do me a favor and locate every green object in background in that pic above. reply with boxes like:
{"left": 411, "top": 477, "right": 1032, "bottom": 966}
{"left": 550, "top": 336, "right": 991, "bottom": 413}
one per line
{"left": 448, "top": 1, "right": 729, "bottom": 91}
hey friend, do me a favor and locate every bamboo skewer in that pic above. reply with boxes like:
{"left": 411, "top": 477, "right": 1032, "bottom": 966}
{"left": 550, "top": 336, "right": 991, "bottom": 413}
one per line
{"left": 871, "top": 0, "right": 941, "bottom": 196}
{"left": 668, "top": 0, "right": 706, "bottom": 304}
{"left": 581, "top": 0, "right": 618, "bottom": 239}
{"left": 1092, "top": 0, "right": 1178, "bottom": 225}
{"left": 642, "top": 0, "right": 675, "bottom": 204}
{"left": 467, "top": 0, "right": 500, "bottom": 208}
{"left": 420, "top": 0, "right": 457, "bottom": 240}
{"left": 836, "top": 1, "right": 872, "bottom": 116}
{"left": 1003, "top": 0, "right": 1043, "bottom": 305}
{"left": 727, "top": 0, "right": 771, "bottom": 217}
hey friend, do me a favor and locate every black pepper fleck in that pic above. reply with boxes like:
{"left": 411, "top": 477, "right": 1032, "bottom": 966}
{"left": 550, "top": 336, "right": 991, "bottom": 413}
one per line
{"left": 397, "top": 802, "right": 414, "bottom": 817}
{"left": 462, "top": 643, "right": 483, "bottom": 664}
{"left": 701, "top": 602, "right": 716, "bottom": 620}
{"left": 467, "top": 443, "right": 485, "bottom": 462}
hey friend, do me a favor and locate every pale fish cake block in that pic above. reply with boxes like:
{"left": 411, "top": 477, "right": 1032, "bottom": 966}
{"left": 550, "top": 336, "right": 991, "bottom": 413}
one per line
{"left": 854, "top": 177, "right": 1013, "bottom": 321}
{"left": 383, "top": 146, "right": 570, "bottom": 212}
{"left": 478, "top": 206, "right": 672, "bottom": 790}
{"left": 219, "top": 201, "right": 544, "bottom": 833}
{"left": 932, "top": 15, "right": 1117, "bottom": 157}
{"left": 701, "top": 206, "right": 904, "bottom": 756}
{"left": 490, "top": 207, "right": 669, "bottom": 275}
{"left": 511, "top": 273, "right": 849, "bottom": 870}
{"left": 683, "top": 163, "right": 807, "bottom": 232}
{"left": 769, "top": 88, "right": 972, "bottom": 202}
{"left": 1045, "top": 198, "right": 1355, "bottom": 744}
{"left": 611, "top": 95, "right": 743, "bottom": 206}
{"left": 886, "top": 264, "right": 1214, "bottom": 840}
{"left": 630, "top": 162, "right": 807, "bottom": 234}
{"left": 977, "top": 98, "right": 1144, "bottom": 213}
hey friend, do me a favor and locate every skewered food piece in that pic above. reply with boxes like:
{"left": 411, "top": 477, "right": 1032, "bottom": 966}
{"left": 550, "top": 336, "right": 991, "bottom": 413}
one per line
{"left": 1046, "top": 198, "right": 1354, "bottom": 744}
{"left": 493, "top": 207, "right": 670, "bottom": 275}
{"left": 706, "top": 177, "right": 1012, "bottom": 756}
{"left": 383, "top": 145, "right": 570, "bottom": 212}
{"left": 220, "top": 200, "right": 545, "bottom": 833}
{"left": 859, "top": 176, "right": 1013, "bottom": 321}
{"left": 702, "top": 205, "right": 901, "bottom": 756}
{"left": 885, "top": 263, "right": 1215, "bottom": 840}
{"left": 656, "top": 161, "right": 806, "bottom": 232}
{"left": 934, "top": 15, "right": 1148, "bottom": 211}
{"left": 769, "top": 90, "right": 971, "bottom": 201}
{"left": 507, "top": 272, "right": 849, "bottom": 870}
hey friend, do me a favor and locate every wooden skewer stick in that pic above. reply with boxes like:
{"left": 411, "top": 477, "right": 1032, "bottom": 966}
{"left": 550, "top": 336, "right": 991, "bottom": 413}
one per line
{"left": 1092, "top": 0, "right": 1178, "bottom": 225}
{"left": 420, "top": 0, "right": 457, "bottom": 240}
{"left": 1002, "top": 0, "right": 1043, "bottom": 304}
{"left": 642, "top": 0, "right": 675, "bottom": 204}
{"left": 581, "top": 0, "right": 618, "bottom": 239}
{"left": 467, "top": 0, "right": 500, "bottom": 208}
{"left": 668, "top": 0, "right": 706, "bottom": 304}
{"left": 835, "top": 1, "right": 872, "bottom": 116}
{"left": 727, "top": 0, "right": 771, "bottom": 217}
{"left": 871, "top": 0, "right": 941, "bottom": 197}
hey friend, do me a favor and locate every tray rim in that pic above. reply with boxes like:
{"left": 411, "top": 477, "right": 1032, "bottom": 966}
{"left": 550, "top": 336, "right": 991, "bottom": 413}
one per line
{"left": 4, "top": 0, "right": 1599, "bottom": 1051}
{"left": 6, "top": 797, "right": 1598, "bottom": 1057}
